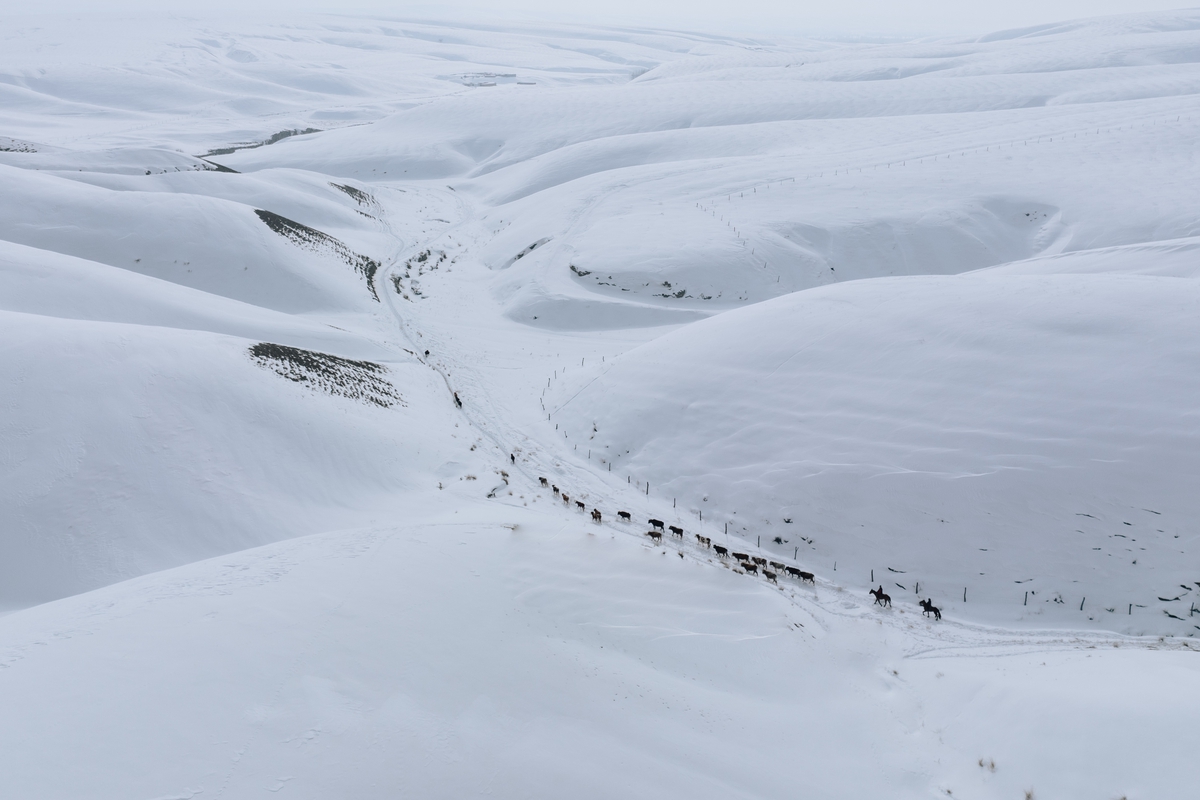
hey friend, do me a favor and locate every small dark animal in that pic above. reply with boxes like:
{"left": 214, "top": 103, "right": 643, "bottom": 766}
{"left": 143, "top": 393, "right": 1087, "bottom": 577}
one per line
{"left": 552, "top": 485, "right": 560, "bottom": 496}
{"left": 648, "top": 519, "right": 665, "bottom": 531}
{"left": 562, "top": 494, "right": 570, "bottom": 505}
{"left": 424, "top": 350, "right": 429, "bottom": 357}
{"left": 714, "top": 545, "right": 729, "bottom": 557}
{"left": 646, "top": 530, "right": 662, "bottom": 543}
{"left": 453, "top": 391, "right": 462, "bottom": 409}
{"left": 592, "top": 508, "right": 601, "bottom": 523}
{"left": 751, "top": 556, "right": 766, "bottom": 566}
{"left": 617, "top": 511, "right": 631, "bottom": 522}
{"left": 782, "top": 519, "right": 792, "bottom": 525}
{"left": 764, "top": 571, "right": 778, "bottom": 584}
{"left": 510, "top": 454, "right": 515, "bottom": 464}
{"left": 773, "top": 536, "right": 787, "bottom": 545}
{"left": 576, "top": 501, "right": 586, "bottom": 511}
{"left": 920, "top": 599, "right": 941, "bottom": 620}
{"left": 870, "top": 586, "right": 892, "bottom": 608}
{"left": 741, "top": 562, "right": 758, "bottom": 574}
{"left": 785, "top": 567, "right": 814, "bottom": 583}
{"left": 669, "top": 525, "right": 683, "bottom": 537}
{"left": 769, "top": 561, "right": 785, "bottom": 571}
{"left": 539, "top": 477, "right": 548, "bottom": 488}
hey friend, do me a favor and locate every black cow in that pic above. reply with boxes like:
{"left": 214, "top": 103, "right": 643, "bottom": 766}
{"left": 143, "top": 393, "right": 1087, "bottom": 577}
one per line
{"left": 648, "top": 518, "right": 665, "bottom": 531}
{"left": 617, "top": 511, "right": 631, "bottom": 522}
{"left": 539, "top": 477, "right": 548, "bottom": 488}
{"left": 669, "top": 525, "right": 683, "bottom": 538}
{"left": 714, "top": 545, "right": 729, "bottom": 557}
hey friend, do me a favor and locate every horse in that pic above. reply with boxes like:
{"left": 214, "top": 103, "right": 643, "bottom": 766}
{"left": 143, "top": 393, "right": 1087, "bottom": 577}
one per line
{"left": 870, "top": 586, "right": 892, "bottom": 608}
{"left": 920, "top": 599, "right": 941, "bottom": 620}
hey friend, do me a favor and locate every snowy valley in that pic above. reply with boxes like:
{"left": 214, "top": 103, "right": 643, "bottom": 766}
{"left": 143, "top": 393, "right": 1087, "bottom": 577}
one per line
{"left": 1, "top": 10, "right": 1199, "bottom": 798}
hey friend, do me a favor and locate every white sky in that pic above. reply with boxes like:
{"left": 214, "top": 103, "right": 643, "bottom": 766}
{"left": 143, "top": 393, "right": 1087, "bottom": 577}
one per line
{"left": 4, "top": 0, "right": 1196, "bottom": 39}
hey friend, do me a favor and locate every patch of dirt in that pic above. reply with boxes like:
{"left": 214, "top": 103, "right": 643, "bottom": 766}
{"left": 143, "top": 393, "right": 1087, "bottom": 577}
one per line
{"left": 254, "top": 209, "right": 381, "bottom": 301}
{"left": 249, "top": 342, "right": 402, "bottom": 408}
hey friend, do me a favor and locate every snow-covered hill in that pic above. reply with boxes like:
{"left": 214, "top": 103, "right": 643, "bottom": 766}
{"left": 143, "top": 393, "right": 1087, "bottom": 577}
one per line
{"left": 2, "top": 9, "right": 1199, "bottom": 798}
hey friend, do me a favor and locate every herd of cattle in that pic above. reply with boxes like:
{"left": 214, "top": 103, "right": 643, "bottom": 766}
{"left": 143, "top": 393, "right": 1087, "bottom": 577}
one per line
{"left": 539, "top": 476, "right": 817, "bottom": 588}
{"left": 537, "top": 476, "right": 945, "bottom": 620}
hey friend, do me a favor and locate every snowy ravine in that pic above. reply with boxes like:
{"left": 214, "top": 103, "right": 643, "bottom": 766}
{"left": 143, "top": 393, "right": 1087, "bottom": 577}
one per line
{"left": 1, "top": 10, "right": 1198, "bottom": 798}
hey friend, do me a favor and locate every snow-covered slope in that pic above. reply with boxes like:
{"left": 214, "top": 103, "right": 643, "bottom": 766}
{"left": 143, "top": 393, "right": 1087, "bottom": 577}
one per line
{"left": 2, "top": 506, "right": 1195, "bottom": 799}
{"left": 2, "top": 9, "right": 1199, "bottom": 798}
{"left": 551, "top": 272, "right": 1200, "bottom": 635}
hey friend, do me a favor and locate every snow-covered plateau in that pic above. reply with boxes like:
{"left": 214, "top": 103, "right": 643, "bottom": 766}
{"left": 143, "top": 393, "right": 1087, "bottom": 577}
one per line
{"left": 2, "top": 10, "right": 1199, "bottom": 798}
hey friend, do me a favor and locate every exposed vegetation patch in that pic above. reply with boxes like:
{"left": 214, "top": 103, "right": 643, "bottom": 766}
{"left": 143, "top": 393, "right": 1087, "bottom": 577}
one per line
{"left": 249, "top": 342, "right": 402, "bottom": 408}
{"left": 499, "top": 238, "right": 550, "bottom": 269}
{"left": 0, "top": 137, "right": 37, "bottom": 153}
{"left": 204, "top": 127, "right": 321, "bottom": 157}
{"left": 254, "top": 209, "right": 381, "bottom": 301}
{"left": 331, "top": 182, "right": 372, "bottom": 206}
{"left": 390, "top": 249, "right": 449, "bottom": 301}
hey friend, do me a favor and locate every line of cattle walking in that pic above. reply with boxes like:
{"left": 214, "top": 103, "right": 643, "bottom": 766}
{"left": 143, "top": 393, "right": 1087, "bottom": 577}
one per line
{"left": 539, "top": 477, "right": 945, "bottom": 620}
{"left": 540, "top": 476, "right": 817, "bottom": 587}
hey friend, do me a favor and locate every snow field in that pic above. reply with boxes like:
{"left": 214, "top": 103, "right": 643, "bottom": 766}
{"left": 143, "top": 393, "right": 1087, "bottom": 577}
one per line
{"left": 2, "top": 9, "right": 1200, "bottom": 798}
{"left": 0, "top": 504, "right": 1194, "bottom": 799}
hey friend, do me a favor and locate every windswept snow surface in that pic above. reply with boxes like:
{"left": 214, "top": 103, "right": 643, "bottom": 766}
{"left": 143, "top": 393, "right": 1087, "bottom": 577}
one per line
{"left": 2, "top": 10, "right": 1200, "bottom": 798}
